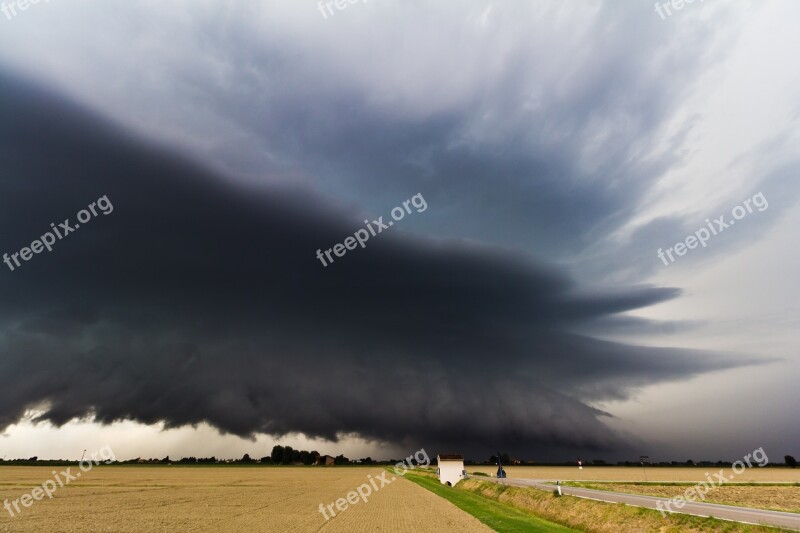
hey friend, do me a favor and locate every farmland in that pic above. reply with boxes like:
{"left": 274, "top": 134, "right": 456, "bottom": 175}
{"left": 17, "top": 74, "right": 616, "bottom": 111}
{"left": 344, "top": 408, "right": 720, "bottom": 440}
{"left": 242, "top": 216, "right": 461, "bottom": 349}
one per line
{"left": 0, "top": 466, "right": 492, "bottom": 532}
{"left": 465, "top": 466, "right": 800, "bottom": 483}
{"left": 0, "top": 466, "right": 797, "bottom": 532}
{"left": 564, "top": 482, "right": 800, "bottom": 514}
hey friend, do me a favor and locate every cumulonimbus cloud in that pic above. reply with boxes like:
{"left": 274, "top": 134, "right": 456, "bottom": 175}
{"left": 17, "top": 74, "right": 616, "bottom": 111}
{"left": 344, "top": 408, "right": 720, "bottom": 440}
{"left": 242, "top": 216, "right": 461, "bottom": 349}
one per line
{"left": 0, "top": 71, "right": 764, "bottom": 457}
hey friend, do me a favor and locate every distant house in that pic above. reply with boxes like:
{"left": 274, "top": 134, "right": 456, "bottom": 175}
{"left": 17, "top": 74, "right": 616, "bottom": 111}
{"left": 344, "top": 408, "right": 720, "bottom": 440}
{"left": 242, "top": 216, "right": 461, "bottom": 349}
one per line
{"left": 437, "top": 454, "right": 466, "bottom": 486}
{"left": 315, "top": 455, "right": 335, "bottom": 466}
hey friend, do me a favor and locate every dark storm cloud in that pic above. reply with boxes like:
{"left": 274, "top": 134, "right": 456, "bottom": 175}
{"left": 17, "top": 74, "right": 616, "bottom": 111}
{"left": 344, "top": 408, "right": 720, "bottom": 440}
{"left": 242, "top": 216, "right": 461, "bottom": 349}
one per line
{"left": 0, "top": 1, "right": 728, "bottom": 266}
{"left": 0, "top": 71, "right": 763, "bottom": 457}
{"left": 152, "top": 18, "right": 683, "bottom": 259}
{"left": 108, "top": 0, "right": 761, "bottom": 288}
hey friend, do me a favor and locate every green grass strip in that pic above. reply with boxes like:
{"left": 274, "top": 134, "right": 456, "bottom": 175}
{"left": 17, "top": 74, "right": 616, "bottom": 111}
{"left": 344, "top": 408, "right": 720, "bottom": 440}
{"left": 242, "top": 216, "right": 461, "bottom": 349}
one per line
{"left": 564, "top": 481, "right": 800, "bottom": 487}
{"left": 404, "top": 472, "right": 577, "bottom": 533}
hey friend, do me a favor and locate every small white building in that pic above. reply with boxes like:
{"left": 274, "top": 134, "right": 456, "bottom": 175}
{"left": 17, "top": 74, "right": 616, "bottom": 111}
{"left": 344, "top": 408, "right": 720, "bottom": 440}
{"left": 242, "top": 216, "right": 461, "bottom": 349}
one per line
{"left": 437, "top": 454, "right": 466, "bottom": 486}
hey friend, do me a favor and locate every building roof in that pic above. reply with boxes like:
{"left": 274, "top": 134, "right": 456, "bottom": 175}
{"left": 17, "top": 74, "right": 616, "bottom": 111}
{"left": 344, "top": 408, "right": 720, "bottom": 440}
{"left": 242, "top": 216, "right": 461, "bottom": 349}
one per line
{"left": 438, "top": 454, "right": 464, "bottom": 461}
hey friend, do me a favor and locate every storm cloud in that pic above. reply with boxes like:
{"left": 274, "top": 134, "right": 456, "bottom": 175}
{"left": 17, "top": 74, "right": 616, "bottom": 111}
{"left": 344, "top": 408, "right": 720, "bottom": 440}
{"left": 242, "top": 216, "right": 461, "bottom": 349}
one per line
{"left": 0, "top": 71, "right": 762, "bottom": 457}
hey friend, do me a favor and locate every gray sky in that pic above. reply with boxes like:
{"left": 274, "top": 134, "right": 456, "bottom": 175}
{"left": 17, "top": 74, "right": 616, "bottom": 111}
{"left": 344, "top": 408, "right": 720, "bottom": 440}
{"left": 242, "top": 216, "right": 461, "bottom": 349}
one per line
{"left": 0, "top": 0, "right": 798, "bottom": 462}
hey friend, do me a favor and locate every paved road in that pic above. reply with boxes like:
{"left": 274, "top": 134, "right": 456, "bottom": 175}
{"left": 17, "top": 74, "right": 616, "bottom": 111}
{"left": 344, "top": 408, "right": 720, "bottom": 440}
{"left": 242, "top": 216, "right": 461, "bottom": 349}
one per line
{"left": 476, "top": 476, "right": 800, "bottom": 530}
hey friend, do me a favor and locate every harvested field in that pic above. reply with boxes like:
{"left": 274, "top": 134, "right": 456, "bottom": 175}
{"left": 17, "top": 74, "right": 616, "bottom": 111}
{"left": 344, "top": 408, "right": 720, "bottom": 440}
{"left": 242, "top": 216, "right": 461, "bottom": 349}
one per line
{"left": 466, "top": 466, "right": 800, "bottom": 483}
{"left": 0, "top": 466, "right": 493, "bottom": 532}
{"left": 567, "top": 482, "right": 800, "bottom": 514}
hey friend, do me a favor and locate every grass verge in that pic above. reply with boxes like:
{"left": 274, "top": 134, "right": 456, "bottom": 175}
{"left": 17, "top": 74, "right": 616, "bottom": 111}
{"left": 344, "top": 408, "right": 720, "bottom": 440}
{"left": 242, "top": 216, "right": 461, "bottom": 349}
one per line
{"left": 404, "top": 472, "right": 577, "bottom": 532}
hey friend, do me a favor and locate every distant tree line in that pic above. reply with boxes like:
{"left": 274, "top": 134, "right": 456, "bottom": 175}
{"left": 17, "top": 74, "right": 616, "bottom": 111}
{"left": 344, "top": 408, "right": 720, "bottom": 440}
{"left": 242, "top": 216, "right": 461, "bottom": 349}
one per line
{"left": 266, "top": 445, "right": 322, "bottom": 465}
{"left": 0, "top": 451, "right": 381, "bottom": 466}
{"left": 3, "top": 453, "right": 796, "bottom": 467}
{"left": 489, "top": 453, "right": 513, "bottom": 465}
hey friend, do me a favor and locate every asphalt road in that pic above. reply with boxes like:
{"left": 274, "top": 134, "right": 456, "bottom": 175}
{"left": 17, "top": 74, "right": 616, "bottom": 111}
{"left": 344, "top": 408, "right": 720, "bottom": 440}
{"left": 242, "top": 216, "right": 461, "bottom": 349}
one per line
{"left": 476, "top": 476, "right": 800, "bottom": 530}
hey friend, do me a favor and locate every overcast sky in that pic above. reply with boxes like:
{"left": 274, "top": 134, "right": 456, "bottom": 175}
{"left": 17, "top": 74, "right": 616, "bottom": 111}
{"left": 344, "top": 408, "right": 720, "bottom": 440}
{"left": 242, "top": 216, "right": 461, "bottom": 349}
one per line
{"left": 0, "top": 0, "right": 798, "bottom": 462}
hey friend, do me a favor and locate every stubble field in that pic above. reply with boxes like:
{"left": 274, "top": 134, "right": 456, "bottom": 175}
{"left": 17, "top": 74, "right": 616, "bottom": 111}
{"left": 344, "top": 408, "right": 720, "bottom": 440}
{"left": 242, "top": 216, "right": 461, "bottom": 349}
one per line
{"left": 466, "top": 465, "right": 800, "bottom": 483}
{"left": 566, "top": 482, "right": 800, "bottom": 514}
{"left": 2, "top": 466, "right": 797, "bottom": 532}
{"left": 0, "top": 466, "right": 493, "bottom": 532}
